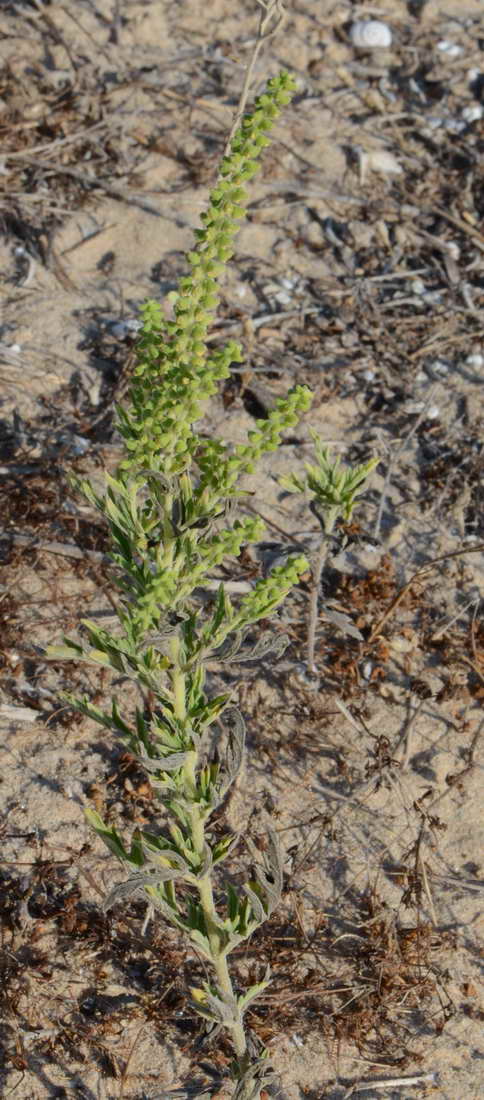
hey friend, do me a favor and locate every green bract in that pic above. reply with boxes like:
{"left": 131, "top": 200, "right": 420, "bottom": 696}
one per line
{"left": 279, "top": 430, "right": 377, "bottom": 679}
{"left": 47, "top": 71, "right": 312, "bottom": 1098}
{"left": 280, "top": 428, "right": 378, "bottom": 533}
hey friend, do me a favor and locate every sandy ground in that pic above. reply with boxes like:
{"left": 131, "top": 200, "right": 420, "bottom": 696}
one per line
{"left": 0, "top": 1, "right": 483, "bottom": 1098}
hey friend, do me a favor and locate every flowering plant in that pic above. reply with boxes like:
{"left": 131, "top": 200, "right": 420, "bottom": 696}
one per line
{"left": 48, "top": 71, "right": 312, "bottom": 1098}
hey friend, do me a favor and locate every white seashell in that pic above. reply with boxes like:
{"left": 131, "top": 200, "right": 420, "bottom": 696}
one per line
{"left": 462, "top": 104, "right": 483, "bottom": 123}
{"left": 350, "top": 20, "right": 392, "bottom": 49}
{"left": 465, "top": 353, "right": 483, "bottom": 369}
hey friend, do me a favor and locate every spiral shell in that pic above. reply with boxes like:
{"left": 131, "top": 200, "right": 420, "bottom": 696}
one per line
{"left": 350, "top": 20, "right": 392, "bottom": 49}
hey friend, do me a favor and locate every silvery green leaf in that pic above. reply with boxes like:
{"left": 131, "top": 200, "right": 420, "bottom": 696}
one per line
{"left": 140, "top": 840, "right": 189, "bottom": 876}
{"left": 229, "top": 630, "right": 290, "bottom": 663}
{"left": 243, "top": 884, "right": 266, "bottom": 924}
{"left": 213, "top": 628, "right": 244, "bottom": 662}
{"left": 136, "top": 750, "right": 188, "bottom": 773}
{"left": 188, "top": 930, "right": 214, "bottom": 961}
{"left": 196, "top": 842, "right": 213, "bottom": 879}
{"left": 45, "top": 639, "right": 84, "bottom": 662}
{"left": 103, "top": 867, "right": 184, "bottom": 911}
{"left": 246, "top": 829, "right": 283, "bottom": 916}
{"left": 213, "top": 708, "right": 245, "bottom": 805}
{"left": 145, "top": 469, "right": 174, "bottom": 493}
{"left": 191, "top": 986, "right": 237, "bottom": 1026}
{"left": 321, "top": 604, "right": 363, "bottom": 641}
{"left": 232, "top": 1054, "right": 277, "bottom": 1100}
{"left": 85, "top": 808, "right": 132, "bottom": 863}
{"left": 237, "top": 976, "right": 271, "bottom": 1017}
{"left": 225, "top": 709, "right": 245, "bottom": 779}
{"left": 212, "top": 832, "right": 238, "bottom": 865}
{"left": 141, "top": 885, "right": 188, "bottom": 931}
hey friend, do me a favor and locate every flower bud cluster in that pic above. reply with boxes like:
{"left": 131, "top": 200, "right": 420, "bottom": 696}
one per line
{"left": 119, "top": 71, "right": 298, "bottom": 476}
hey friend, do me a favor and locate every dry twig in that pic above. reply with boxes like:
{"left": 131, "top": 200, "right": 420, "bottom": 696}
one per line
{"left": 223, "top": 1, "right": 288, "bottom": 156}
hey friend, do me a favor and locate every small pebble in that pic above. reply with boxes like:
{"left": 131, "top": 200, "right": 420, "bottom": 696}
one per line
{"left": 69, "top": 435, "right": 90, "bottom": 456}
{"left": 350, "top": 20, "right": 392, "bottom": 49}
{"left": 426, "top": 116, "right": 444, "bottom": 130}
{"left": 444, "top": 118, "right": 466, "bottom": 134}
{"left": 437, "top": 40, "right": 463, "bottom": 58}
{"left": 429, "top": 359, "right": 449, "bottom": 376}
{"left": 274, "top": 290, "right": 292, "bottom": 306}
{"left": 88, "top": 378, "right": 102, "bottom": 407}
{"left": 8, "top": 343, "right": 21, "bottom": 353}
{"left": 410, "top": 278, "right": 426, "bottom": 296}
{"left": 111, "top": 319, "right": 142, "bottom": 340}
{"left": 445, "top": 241, "right": 460, "bottom": 260}
{"left": 426, "top": 405, "right": 440, "bottom": 420}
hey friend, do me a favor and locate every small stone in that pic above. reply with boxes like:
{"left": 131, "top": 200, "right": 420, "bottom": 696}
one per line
{"left": 69, "top": 435, "right": 90, "bottom": 456}
{"left": 360, "top": 149, "right": 402, "bottom": 179}
{"left": 426, "top": 116, "right": 444, "bottom": 131}
{"left": 437, "top": 40, "right": 463, "bottom": 58}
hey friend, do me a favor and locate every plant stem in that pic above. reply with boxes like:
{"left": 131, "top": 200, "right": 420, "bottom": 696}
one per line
{"left": 171, "top": 637, "right": 248, "bottom": 1062}
{"left": 306, "top": 516, "right": 336, "bottom": 676}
